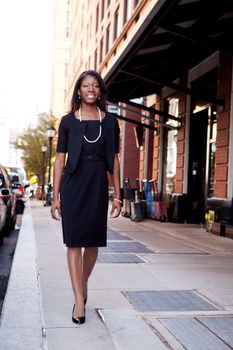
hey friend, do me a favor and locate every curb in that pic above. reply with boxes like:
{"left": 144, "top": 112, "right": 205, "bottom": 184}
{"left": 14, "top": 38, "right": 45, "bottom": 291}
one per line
{"left": 0, "top": 205, "right": 44, "bottom": 350}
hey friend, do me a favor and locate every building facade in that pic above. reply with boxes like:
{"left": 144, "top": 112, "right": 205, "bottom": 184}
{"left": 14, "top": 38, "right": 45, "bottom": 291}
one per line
{"left": 51, "top": 0, "right": 233, "bottom": 230}
{"left": 51, "top": 0, "right": 71, "bottom": 120}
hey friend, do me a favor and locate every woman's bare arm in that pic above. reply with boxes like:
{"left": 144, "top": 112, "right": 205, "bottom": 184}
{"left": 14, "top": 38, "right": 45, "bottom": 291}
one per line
{"left": 51, "top": 152, "right": 66, "bottom": 220}
{"left": 109, "top": 154, "right": 121, "bottom": 217}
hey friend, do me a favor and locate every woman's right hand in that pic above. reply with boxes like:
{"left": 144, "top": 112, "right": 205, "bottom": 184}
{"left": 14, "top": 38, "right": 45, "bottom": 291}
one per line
{"left": 51, "top": 199, "right": 61, "bottom": 220}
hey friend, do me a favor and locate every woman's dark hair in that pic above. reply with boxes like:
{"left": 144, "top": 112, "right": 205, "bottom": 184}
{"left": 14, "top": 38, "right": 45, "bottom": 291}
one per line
{"left": 69, "top": 70, "right": 107, "bottom": 112}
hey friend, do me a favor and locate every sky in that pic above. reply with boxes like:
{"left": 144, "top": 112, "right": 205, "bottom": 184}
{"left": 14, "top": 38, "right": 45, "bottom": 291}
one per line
{"left": 0, "top": 0, "right": 55, "bottom": 130}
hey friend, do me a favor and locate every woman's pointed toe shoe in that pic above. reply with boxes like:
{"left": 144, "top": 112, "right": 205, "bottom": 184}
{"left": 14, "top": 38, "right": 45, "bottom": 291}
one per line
{"left": 72, "top": 304, "right": 85, "bottom": 325}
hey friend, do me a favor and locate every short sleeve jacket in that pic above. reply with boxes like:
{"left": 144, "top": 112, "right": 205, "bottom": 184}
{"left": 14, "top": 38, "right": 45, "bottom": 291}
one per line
{"left": 56, "top": 112, "right": 120, "bottom": 174}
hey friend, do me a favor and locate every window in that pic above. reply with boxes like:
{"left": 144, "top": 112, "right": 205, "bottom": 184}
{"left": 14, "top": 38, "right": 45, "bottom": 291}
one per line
{"left": 94, "top": 49, "right": 98, "bottom": 70}
{"left": 99, "top": 38, "right": 103, "bottom": 64}
{"left": 66, "top": 10, "right": 69, "bottom": 24}
{"left": 114, "top": 7, "right": 120, "bottom": 40}
{"left": 164, "top": 98, "right": 179, "bottom": 193}
{"left": 123, "top": 0, "right": 131, "bottom": 24}
{"left": 207, "top": 108, "right": 217, "bottom": 197}
{"left": 86, "top": 24, "right": 89, "bottom": 51}
{"left": 81, "top": 4, "right": 84, "bottom": 29}
{"left": 80, "top": 40, "right": 83, "bottom": 63}
{"left": 96, "top": 4, "right": 99, "bottom": 32}
{"left": 64, "top": 63, "right": 68, "bottom": 77}
{"left": 89, "top": 15, "right": 92, "bottom": 39}
{"left": 101, "top": 0, "right": 105, "bottom": 19}
{"left": 106, "top": 25, "right": 110, "bottom": 54}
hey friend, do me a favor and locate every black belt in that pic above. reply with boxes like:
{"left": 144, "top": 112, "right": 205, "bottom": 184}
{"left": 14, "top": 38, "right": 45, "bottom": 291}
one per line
{"left": 80, "top": 154, "right": 104, "bottom": 161}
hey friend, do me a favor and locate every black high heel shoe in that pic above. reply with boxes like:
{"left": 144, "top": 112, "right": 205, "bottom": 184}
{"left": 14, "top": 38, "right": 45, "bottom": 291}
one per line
{"left": 72, "top": 304, "right": 85, "bottom": 325}
{"left": 84, "top": 297, "right": 87, "bottom": 306}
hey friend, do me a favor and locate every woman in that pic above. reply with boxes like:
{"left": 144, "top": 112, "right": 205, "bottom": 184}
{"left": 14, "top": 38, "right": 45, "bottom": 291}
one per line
{"left": 51, "top": 70, "right": 121, "bottom": 325}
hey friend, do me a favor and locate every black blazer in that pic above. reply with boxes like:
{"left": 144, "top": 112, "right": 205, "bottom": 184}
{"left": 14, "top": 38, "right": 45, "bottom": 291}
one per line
{"left": 56, "top": 112, "right": 120, "bottom": 175}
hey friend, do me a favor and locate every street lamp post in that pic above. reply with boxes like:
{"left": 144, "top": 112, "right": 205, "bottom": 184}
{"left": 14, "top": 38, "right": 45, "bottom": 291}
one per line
{"left": 41, "top": 145, "right": 47, "bottom": 199}
{"left": 46, "top": 126, "right": 56, "bottom": 206}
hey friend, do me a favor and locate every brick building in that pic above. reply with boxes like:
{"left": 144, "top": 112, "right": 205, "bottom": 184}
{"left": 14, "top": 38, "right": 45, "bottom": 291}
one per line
{"left": 51, "top": 0, "right": 233, "bottom": 229}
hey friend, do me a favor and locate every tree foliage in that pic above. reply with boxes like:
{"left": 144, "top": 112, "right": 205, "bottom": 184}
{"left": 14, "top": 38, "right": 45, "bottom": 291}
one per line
{"left": 14, "top": 113, "right": 58, "bottom": 183}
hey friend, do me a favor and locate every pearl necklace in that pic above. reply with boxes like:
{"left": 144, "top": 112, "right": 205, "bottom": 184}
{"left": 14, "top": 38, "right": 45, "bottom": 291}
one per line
{"left": 78, "top": 107, "right": 102, "bottom": 143}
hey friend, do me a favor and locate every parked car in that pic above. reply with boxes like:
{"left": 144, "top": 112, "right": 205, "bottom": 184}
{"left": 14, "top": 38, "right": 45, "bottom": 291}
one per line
{"left": 0, "top": 165, "right": 17, "bottom": 240}
{"left": 0, "top": 197, "right": 7, "bottom": 246}
{"left": 8, "top": 171, "right": 26, "bottom": 214}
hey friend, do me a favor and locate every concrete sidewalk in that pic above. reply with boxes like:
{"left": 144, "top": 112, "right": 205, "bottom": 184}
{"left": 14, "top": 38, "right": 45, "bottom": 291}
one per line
{"left": 0, "top": 200, "right": 233, "bottom": 349}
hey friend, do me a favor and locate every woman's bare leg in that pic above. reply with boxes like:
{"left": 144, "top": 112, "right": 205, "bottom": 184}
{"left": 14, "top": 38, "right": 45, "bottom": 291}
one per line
{"left": 82, "top": 247, "right": 98, "bottom": 300}
{"left": 67, "top": 247, "right": 84, "bottom": 317}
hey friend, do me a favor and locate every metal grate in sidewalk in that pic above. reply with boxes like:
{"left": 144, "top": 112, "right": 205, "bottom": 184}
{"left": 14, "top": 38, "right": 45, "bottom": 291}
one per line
{"left": 160, "top": 317, "right": 232, "bottom": 350}
{"left": 107, "top": 231, "right": 131, "bottom": 240}
{"left": 106, "top": 241, "right": 155, "bottom": 254}
{"left": 123, "top": 290, "right": 221, "bottom": 312}
{"left": 97, "top": 253, "right": 145, "bottom": 264}
{"left": 197, "top": 317, "right": 233, "bottom": 348}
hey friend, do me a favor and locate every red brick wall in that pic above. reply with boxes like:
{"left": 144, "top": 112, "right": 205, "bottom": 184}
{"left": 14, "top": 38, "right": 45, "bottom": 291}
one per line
{"left": 214, "top": 53, "right": 232, "bottom": 197}
{"left": 151, "top": 98, "right": 161, "bottom": 181}
{"left": 137, "top": 54, "right": 232, "bottom": 200}
{"left": 122, "top": 106, "right": 140, "bottom": 188}
{"left": 138, "top": 119, "right": 155, "bottom": 182}
{"left": 174, "top": 94, "right": 186, "bottom": 193}
{"left": 139, "top": 146, "right": 144, "bottom": 181}
{"left": 123, "top": 121, "right": 140, "bottom": 188}
{"left": 147, "top": 129, "right": 154, "bottom": 180}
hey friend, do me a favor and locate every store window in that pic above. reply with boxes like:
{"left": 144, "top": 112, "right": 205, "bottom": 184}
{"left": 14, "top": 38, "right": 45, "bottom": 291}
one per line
{"left": 207, "top": 108, "right": 217, "bottom": 197}
{"left": 165, "top": 98, "right": 179, "bottom": 193}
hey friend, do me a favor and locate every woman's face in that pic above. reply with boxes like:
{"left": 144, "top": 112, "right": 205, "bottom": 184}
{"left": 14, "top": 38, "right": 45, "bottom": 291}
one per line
{"left": 78, "top": 75, "right": 101, "bottom": 105}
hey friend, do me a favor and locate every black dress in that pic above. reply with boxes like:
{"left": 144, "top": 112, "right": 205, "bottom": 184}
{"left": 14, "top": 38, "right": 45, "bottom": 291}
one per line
{"left": 59, "top": 116, "right": 118, "bottom": 247}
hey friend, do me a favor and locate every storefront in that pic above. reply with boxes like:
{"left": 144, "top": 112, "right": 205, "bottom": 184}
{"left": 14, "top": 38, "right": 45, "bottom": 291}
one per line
{"left": 102, "top": 0, "right": 233, "bottom": 227}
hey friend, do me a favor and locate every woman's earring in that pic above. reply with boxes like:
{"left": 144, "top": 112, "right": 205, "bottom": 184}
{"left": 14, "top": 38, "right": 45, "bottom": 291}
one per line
{"left": 78, "top": 95, "right": 81, "bottom": 99}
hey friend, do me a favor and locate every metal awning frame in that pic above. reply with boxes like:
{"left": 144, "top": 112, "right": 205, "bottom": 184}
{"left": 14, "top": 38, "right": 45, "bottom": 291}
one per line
{"left": 107, "top": 101, "right": 179, "bottom": 131}
{"left": 103, "top": 0, "right": 232, "bottom": 108}
{"left": 119, "top": 70, "right": 225, "bottom": 108}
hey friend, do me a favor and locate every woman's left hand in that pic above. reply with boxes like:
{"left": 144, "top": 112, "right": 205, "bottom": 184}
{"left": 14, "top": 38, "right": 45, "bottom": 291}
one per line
{"left": 110, "top": 200, "right": 121, "bottom": 218}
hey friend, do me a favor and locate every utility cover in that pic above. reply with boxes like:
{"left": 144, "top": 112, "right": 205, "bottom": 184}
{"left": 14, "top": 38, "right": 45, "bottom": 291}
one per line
{"left": 124, "top": 290, "right": 220, "bottom": 312}
{"left": 97, "top": 253, "right": 145, "bottom": 263}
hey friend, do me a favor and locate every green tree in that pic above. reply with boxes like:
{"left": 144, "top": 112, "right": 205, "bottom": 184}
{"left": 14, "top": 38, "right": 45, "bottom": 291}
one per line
{"left": 14, "top": 113, "right": 57, "bottom": 184}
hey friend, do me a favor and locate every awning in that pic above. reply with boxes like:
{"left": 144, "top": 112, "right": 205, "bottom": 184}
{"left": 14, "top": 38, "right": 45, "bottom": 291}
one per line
{"left": 104, "top": 0, "right": 233, "bottom": 106}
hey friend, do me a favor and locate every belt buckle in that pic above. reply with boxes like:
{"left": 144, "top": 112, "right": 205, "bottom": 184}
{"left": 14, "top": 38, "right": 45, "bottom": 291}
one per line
{"left": 90, "top": 154, "right": 97, "bottom": 160}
